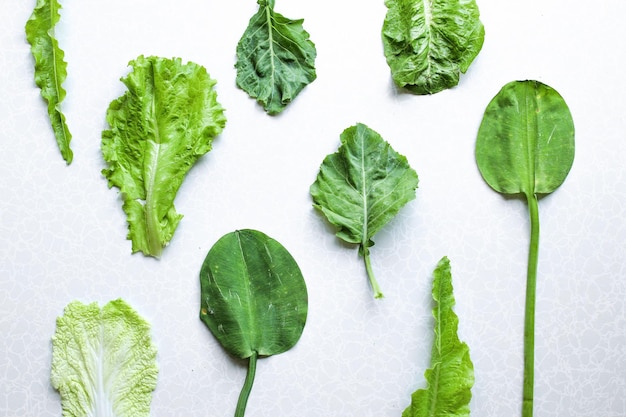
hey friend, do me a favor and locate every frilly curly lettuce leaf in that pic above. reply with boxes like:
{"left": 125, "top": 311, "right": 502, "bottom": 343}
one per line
{"left": 51, "top": 299, "right": 158, "bottom": 417}
{"left": 310, "top": 123, "right": 419, "bottom": 298}
{"left": 403, "top": 257, "right": 474, "bottom": 417}
{"left": 102, "top": 56, "right": 226, "bottom": 257}
{"left": 25, "top": 0, "right": 73, "bottom": 164}
{"left": 235, "top": 0, "right": 317, "bottom": 115}
{"left": 382, "top": 0, "right": 485, "bottom": 94}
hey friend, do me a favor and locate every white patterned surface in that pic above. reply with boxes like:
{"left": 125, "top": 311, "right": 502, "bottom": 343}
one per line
{"left": 1, "top": 0, "right": 625, "bottom": 416}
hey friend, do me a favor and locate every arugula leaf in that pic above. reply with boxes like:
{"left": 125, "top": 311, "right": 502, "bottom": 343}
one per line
{"left": 310, "top": 123, "right": 419, "bottom": 298}
{"left": 200, "top": 229, "right": 308, "bottom": 417}
{"left": 102, "top": 55, "right": 226, "bottom": 258}
{"left": 235, "top": 0, "right": 317, "bottom": 115}
{"left": 382, "top": 0, "right": 485, "bottom": 94}
{"left": 403, "top": 257, "right": 474, "bottom": 417}
{"left": 51, "top": 299, "right": 158, "bottom": 417}
{"left": 475, "top": 80, "right": 575, "bottom": 417}
{"left": 25, "top": 0, "right": 73, "bottom": 164}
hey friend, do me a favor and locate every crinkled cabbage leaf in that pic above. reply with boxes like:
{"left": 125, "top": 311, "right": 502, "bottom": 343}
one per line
{"left": 310, "top": 123, "right": 419, "bottom": 298}
{"left": 403, "top": 257, "right": 474, "bottom": 417}
{"left": 25, "top": 0, "right": 73, "bottom": 163}
{"left": 51, "top": 299, "right": 158, "bottom": 417}
{"left": 102, "top": 55, "right": 226, "bottom": 257}
{"left": 236, "top": 0, "right": 317, "bottom": 115}
{"left": 382, "top": 0, "right": 485, "bottom": 94}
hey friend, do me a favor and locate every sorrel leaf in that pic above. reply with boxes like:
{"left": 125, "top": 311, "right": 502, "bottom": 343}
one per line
{"left": 310, "top": 123, "right": 419, "bottom": 298}
{"left": 236, "top": 0, "right": 317, "bottom": 115}
{"left": 475, "top": 80, "right": 574, "bottom": 417}
{"left": 402, "top": 257, "right": 474, "bottom": 417}
{"left": 199, "top": 229, "right": 308, "bottom": 417}
{"left": 382, "top": 0, "right": 484, "bottom": 94}
{"left": 101, "top": 55, "right": 226, "bottom": 258}
{"left": 25, "top": 0, "right": 73, "bottom": 163}
{"left": 51, "top": 299, "right": 158, "bottom": 417}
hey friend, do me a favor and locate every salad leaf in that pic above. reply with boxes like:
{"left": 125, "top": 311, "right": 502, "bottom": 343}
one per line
{"left": 235, "top": 0, "right": 317, "bottom": 115}
{"left": 51, "top": 299, "right": 158, "bottom": 417}
{"left": 403, "top": 256, "right": 474, "bottom": 417}
{"left": 102, "top": 55, "right": 227, "bottom": 258}
{"left": 199, "top": 229, "right": 308, "bottom": 417}
{"left": 382, "top": 0, "right": 485, "bottom": 94}
{"left": 25, "top": 0, "right": 73, "bottom": 163}
{"left": 310, "top": 123, "right": 419, "bottom": 298}
{"left": 475, "top": 80, "right": 575, "bottom": 417}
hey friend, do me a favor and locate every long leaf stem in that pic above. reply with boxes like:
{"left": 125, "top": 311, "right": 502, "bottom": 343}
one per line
{"left": 235, "top": 351, "right": 258, "bottom": 417}
{"left": 362, "top": 247, "right": 384, "bottom": 299}
{"left": 522, "top": 193, "right": 540, "bottom": 417}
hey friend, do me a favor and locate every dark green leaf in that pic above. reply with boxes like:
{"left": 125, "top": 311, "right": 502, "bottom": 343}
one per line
{"left": 382, "top": 0, "right": 484, "bottom": 94}
{"left": 25, "top": 0, "right": 73, "bottom": 163}
{"left": 235, "top": 0, "right": 317, "bottom": 115}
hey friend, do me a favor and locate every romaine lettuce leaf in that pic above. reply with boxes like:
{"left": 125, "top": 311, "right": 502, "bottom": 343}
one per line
{"left": 102, "top": 55, "right": 227, "bottom": 257}
{"left": 382, "top": 0, "right": 485, "bottom": 94}
{"left": 403, "top": 257, "right": 474, "bottom": 417}
{"left": 25, "top": 0, "right": 73, "bottom": 163}
{"left": 51, "top": 299, "right": 158, "bottom": 417}
{"left": 235, "top": 0, "right": 317, "bottom": 115}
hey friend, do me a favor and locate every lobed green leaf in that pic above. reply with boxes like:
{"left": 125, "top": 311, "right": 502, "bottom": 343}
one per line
{"left": 236, "top": 0, "right": 317, "bottom": 115}
{"left": 25, "top": 0, "right": 73, "bottom": 163}
{"left": 101, "top": 56, "right": 226, "bottom": 257}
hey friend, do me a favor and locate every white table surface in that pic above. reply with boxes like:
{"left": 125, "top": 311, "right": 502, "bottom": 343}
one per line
{"left": 2, "top": 0, "right": 625, "bottom": 416}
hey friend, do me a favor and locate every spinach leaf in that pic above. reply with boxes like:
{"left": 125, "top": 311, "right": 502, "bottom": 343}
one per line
{"left": 382, "top": 0, "right": 484, "bottom": 94}
{"left": 310, "top": 123, "right": 419, "bottom": 298}
{"left": 51, "top": 299, "right": 158, "bottom": 417}
{"left": 403, "top": 257, "right": 474, "bottom": 417}
{"left": 236, "top": 0, "right": 317, "bottom": 115}
{"left": 102, "top": 55, "right": 226, "bottom": 258}
{"left": 475, "top": 80, "right": 575, "bottom": 417}
{"left": 25, "top": 0, "right": 73, "bottom": 164}
{"left": 199, "top": 229, "right": 308, "bottom": 417}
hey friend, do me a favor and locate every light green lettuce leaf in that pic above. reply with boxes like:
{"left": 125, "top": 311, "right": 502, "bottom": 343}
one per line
{"left": 310, "top": 123, "right": 419, "bottom": 298}
{"left": 51, "top": 299, "right": 158, "bottom": 417}
{"left": 382, "top": 0, "right": 485, "bottom": 94}
{"left": 25, "top": 0, "right": 73, "bottom": 164}
{"left": 236, "top": 0, "right": 317, "bottom": 115}
{"left": 403, "top": 257, "right": 474, "bottom": 417}
{"left": 102, "top": 55, "right": 227, "bottom": 257}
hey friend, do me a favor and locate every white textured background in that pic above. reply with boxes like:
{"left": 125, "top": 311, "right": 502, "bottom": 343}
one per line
{"left": 1, "top": 0, "right": 625, "bottom": 416}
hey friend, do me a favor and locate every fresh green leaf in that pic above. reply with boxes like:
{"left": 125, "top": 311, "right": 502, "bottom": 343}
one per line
{"left": 235, "top": 0, "right": 317, "bottom": 115}
{"left": 310, "top": 123, "right": 419, "bottom": 298}
{"left": 382, "top": 0, "right": 485, "bottom": 94}
{"left": 475, "top": 80, "right": 574, "bottom": 417}
{"left": 199, "top": 229, "right": 308, "bottom": 417}
{"left": 102, "top": 55, "right": 227, "bottom": 258}
{"left": 51, "top": 299, "right": 158, "bottom": 417}
{"left": 403, "top": 256, "right": 474, "bottom": 417}
{"left": 25, "top": 0, "right": 73, "bottom": 163}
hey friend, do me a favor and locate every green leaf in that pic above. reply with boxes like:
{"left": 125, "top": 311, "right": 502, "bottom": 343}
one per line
{"left": 310, "top": 123, "right": 419, "bottom": 298}
{"left": 25, "top": 0, "right": 73, "bottom": 164}
{"left": 51, "top": 299, "right": 158, "bottom": 417}
{"left": 235, "top": 0, "right": 317, "bottom": 115}
{"left": 101, "top": 55, "right": 227, "bottom": 258}
{"left": 475, "top": 80, "right": 575, "bottom": 417}
{"left": 199, "top": 229, "right": 308, "bottom": 417}
{"left": 402, "top": 257, "right": 474, "bottom": 417}
{"left": 382, "top": 0, "right": 485, "bottom": 94}
{"left": 476, "top": 80, "right": 575, "bottom": 197}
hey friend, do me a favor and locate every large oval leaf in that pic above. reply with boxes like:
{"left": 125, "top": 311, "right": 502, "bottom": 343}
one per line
{"left": 476, "top": 80, "right": 575, "bottom": 196}
{"left": 199, "top": 229, "right": 308, "bottom": 359}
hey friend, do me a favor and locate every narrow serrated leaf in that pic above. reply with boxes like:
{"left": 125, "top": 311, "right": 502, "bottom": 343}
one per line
{"left": 235, "top": 0, "right": 317, "bottom": 115}
{"left": 25, "top": 0, "right": 73, "bottom": 163}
